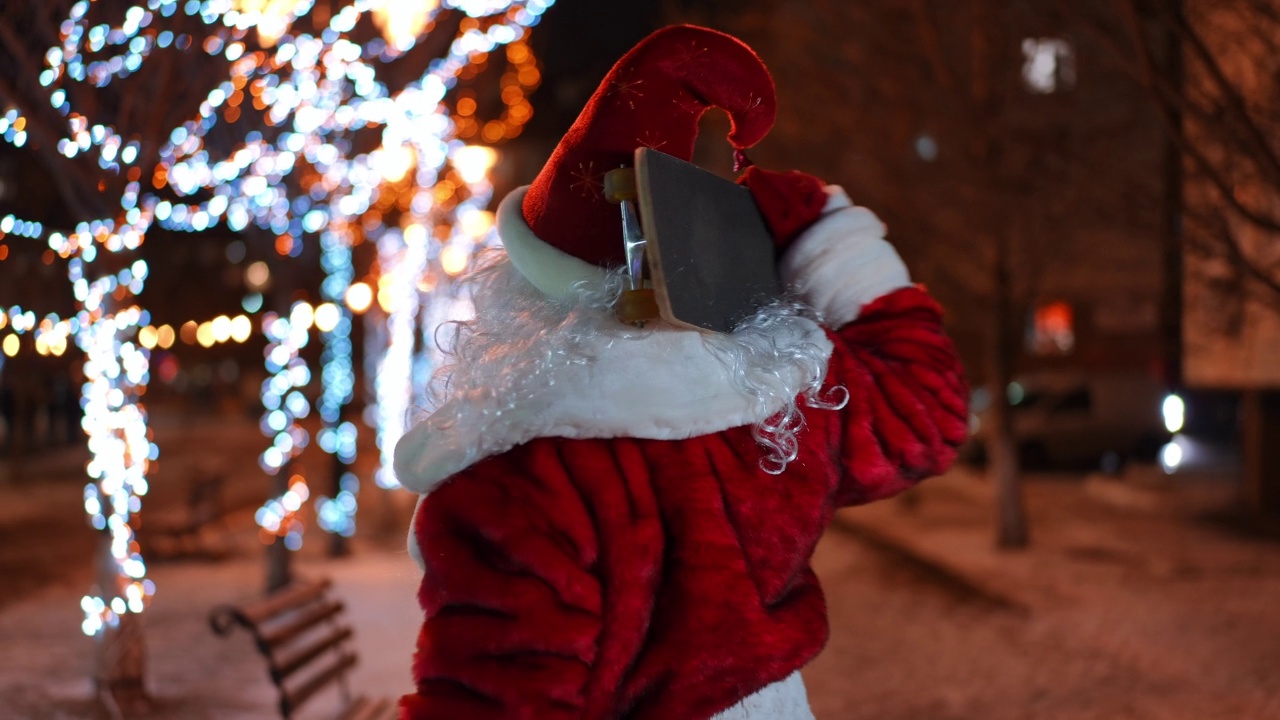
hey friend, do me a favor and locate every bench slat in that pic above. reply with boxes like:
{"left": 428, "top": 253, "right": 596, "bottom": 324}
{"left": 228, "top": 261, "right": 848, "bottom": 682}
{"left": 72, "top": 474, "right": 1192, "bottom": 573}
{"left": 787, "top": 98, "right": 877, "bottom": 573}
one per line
{"left": 259, "top": 599, "right": 345, "bottom": 650}
{"left": 210, "top": 576, "right": 395, "bottom": 720}
{"left": 281, "top": 650, "right": 358, "bottom": 716}
{"left": 239, "top": 579, "right": 332, "bottom": 626}
{"left": 273, "top": 624, "right": 354, "bottom": 682}
{"left": 343, "top": 695, "right": 397, "bottom": 720}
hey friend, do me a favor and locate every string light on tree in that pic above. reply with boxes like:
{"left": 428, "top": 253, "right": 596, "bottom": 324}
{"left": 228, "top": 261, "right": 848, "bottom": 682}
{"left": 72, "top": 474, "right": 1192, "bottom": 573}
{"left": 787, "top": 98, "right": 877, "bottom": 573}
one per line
{"left": 316, "top": 222, "right": 360, "bottom": 536}
{"left": 0, "top": 305, "right": 79, "bottom": 358}
{"left": 93, "top": 0, "right": 554, "bottom": 499}
{"left": 365, "top": 15, "right": 551, "bottom": 488}
{"left": 64, "top": 242, "right": 157, "bottom": 637}
{"left": 254, "top": 300, "right": 314, "bottom": 550}
{"left": 254, "top": 471, "right": 311, "bottom": 550}
{"left": 1, "top": 0, "right": 557, "bottom": 647}
{"left": 257, "top": 301, "right": 314, "bottom": 474}
{"left": 0, "top": 109, "right": 31, "bottom": 148}
{"left": 371, "top": 222, "right": 430, "bottom": 490}
{"left": 0, "top": 209, "right": 159, "bottom": 638}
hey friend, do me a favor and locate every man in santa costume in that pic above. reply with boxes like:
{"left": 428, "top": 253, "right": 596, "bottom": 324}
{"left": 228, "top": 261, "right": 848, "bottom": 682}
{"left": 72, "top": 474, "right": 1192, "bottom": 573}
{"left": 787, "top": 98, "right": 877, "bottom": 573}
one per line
{"left": 394, "top": 24, "right": 968, "bottom": 720}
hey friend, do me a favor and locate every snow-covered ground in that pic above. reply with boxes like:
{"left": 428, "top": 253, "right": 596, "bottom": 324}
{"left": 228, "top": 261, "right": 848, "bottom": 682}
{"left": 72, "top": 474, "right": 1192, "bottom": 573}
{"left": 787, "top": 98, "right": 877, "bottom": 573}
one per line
{"left": 3, "top": 410, "right": 1279, "bottom": 719}
{"left": 0, "top": 546, "right": 420, "bottom": 720}
{"left": 0, "top": 407, "right": 422, "bottom": 719}
{"left": 816, "top": 470, "right": 1280, "bottom": 720}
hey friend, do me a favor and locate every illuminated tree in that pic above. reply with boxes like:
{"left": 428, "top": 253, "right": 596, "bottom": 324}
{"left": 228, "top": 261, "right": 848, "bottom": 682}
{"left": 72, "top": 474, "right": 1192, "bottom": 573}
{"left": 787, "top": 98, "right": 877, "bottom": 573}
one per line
{"left": 0, "top": 0, "right": 554, "bottom": 708}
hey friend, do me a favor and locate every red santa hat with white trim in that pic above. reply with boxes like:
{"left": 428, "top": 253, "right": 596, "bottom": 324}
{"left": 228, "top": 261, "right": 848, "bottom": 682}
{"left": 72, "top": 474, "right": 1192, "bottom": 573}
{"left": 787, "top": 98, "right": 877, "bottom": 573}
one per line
{"left": 497, "top": 24, "right": 910, "bottom": 326}
{"left": 497, "top": 26, "right": 828, "bottom": 291}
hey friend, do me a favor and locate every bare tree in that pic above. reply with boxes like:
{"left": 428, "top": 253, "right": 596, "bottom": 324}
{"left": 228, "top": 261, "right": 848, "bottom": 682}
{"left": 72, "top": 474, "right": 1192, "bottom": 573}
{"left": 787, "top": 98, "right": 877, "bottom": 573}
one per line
{"left": 668, "top": 0, "right": 1168, "bottom": 547}
{"left": 1076, "top": 0, "right": 1280, "bottom": 513}
{"left": 1103, "top": 0, "right": 1280, "bottom": 298}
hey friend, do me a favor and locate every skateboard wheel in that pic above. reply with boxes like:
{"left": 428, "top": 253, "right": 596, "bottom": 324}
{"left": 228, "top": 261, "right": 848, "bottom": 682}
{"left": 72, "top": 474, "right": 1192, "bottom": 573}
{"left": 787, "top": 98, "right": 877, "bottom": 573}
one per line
{"left": 604, "top": 168, "right": 637, "bottom": 203}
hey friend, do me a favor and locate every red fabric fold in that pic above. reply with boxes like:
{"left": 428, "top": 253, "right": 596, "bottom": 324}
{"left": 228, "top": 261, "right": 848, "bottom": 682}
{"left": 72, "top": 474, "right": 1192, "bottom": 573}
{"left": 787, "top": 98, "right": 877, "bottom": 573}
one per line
{"left": 401, "top": 286, "right": 968, "bottom": 720}
{"left": 737, "top": 166, "right": 830, "bottom": 249}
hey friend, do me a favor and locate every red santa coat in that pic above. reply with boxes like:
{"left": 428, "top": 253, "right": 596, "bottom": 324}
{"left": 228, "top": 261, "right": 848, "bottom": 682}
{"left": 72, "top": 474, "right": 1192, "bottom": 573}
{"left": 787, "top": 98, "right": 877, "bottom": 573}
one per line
{"left": 395, "top": 187, "right": 969, "bottom": 720}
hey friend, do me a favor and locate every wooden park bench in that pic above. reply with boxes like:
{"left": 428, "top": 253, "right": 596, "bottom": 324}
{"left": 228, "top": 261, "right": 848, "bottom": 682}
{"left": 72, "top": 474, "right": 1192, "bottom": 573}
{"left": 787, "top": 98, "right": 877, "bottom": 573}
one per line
{"left": 209, "top": 578, "right": 397, "bottom": 720}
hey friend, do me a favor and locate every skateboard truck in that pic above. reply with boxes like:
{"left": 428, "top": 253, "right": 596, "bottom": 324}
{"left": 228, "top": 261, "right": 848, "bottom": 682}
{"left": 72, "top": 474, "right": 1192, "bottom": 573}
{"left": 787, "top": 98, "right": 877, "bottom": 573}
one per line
{"left": 605, "top": 148, "right": 781, "bottom": 334}
{"left": 604, "top": 167, "right": 660, "bottom": 326}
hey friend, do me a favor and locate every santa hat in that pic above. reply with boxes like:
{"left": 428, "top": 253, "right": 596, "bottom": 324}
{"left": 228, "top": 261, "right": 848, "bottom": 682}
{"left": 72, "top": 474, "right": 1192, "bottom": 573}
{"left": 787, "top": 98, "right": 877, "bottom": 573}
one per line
{"left": 498, "top": 25, "right": 831, "bottom": 299}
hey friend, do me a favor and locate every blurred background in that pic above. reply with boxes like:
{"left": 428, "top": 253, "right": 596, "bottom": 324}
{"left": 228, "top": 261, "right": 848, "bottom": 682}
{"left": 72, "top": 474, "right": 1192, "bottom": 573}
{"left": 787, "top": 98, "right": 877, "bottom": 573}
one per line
{"left": 1, "top": 0, "right": 1278, "bottom": 718}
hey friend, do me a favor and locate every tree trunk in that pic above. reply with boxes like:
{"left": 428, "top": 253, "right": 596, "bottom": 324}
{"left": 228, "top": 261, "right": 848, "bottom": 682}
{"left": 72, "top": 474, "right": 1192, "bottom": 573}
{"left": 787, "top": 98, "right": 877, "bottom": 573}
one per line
{"left": 989, "top": 229, "right": 1029, "bottom": 549}
{"left": 84, "top": 252, "right": 153, "bottom": 715}
{"left": 328, "top": 451, "right": 350, "bottom": 558}
{"left": 265, "top": 461, "right": 293, "bottom": 593}
{"left": 93, "top": 533, "right": 149, "bottom": 716}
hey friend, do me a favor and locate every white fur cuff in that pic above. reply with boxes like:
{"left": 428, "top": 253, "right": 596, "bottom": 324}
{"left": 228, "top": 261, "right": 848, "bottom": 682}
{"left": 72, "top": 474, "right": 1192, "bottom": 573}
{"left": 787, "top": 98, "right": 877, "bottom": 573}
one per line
{"left": 779, "top": 187, "right": 911, "bottom": 328}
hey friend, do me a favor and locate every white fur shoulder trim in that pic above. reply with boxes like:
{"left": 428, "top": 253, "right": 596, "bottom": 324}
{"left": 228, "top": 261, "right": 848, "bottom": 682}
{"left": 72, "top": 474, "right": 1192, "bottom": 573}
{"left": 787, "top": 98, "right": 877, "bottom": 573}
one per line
{"left": 392, "top": 318, "right": 832, "bottom": 495}
{"left": 779, "top": 187, "right": 911, "bottom": 328}
{"left": 497, "top": 186, "right": 611, "bottom": 301}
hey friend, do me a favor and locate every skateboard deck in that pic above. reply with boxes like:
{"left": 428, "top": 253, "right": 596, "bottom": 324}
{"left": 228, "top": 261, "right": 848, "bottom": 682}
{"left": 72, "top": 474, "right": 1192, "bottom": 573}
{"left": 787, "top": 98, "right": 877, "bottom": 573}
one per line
{"left": 634, "top": 147, "right": 782, "bottom": 334}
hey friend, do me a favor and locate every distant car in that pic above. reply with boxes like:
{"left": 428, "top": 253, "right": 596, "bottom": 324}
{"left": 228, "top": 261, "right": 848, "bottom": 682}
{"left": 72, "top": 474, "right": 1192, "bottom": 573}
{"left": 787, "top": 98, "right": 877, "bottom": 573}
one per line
{"left": 964, "top": 372, "right": 1177, "bottom": 471}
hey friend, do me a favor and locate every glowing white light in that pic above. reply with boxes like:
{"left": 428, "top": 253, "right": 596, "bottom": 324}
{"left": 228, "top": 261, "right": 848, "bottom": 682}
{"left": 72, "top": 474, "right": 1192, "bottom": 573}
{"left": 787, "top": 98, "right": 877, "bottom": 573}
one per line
{"left": 290, "top": 302, "right": 315, "bottom": 330}
{"left": 230, "top": 314, "right": 252, "bottom": 342}
{"left": 440, "top": 244, "right": 469, "bottom": 276}
{"left": 196, "top": 322, "right": 216, "bottom": 348}
{"left": 372, "top": 144, "right": 415, "bottom": 183}
{"left": 453, "top": 145, "right": 499, "bottom": 185}
{"left": 1160, "top": 440, "right": 1183, "bottom": 474}
{"left": 1162, "top": 394, "right": 1185, "bottom": 434}
{"left": 314, "top": 302, "right": 340, "bottom": 333}
{"left": 370, "top": 0, "right": 441, "bottom": 52}
{"left": 1022, "top": 38, "right": 1076, "bottom": 94}
{"left": 345, "top": 282, "right": 373, "bottom": 314}
{"left": 211, "top": 314, "right": 232, "bottom": 343}
{"left": 458, "top": 209, "right": 494, "bottom": 238}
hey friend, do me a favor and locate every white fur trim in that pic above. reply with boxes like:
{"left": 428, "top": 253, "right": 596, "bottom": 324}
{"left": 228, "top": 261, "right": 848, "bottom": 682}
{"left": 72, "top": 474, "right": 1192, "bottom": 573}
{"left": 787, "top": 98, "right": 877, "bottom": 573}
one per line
{"left": 391, "top": 317, "right": 832, "bottom": 495}
{"left": 497, "top": 186, "right": 612, "bottom": 301}
{"left": 712, "top": 672, "right": 815, "bottom": 720}
{"left": 779, "top": 187, "right": 911, "bottom": 328}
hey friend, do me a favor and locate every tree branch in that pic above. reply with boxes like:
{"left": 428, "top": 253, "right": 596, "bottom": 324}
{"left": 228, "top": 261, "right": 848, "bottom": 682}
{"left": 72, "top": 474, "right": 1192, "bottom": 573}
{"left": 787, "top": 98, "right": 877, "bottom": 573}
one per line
{"left": 1185, "top": 205, "right": 1280, "bottom": 299}
{"left": 1114, "top": 0, "right": 1280, "bottom": 237}
{"left": 1161, "top": 1, "right": 1280, "bottom": 190}
{"left": 0, "top": 74, "right": 111, "bottom": 220}
{"left": 908, "top": 0, "right": 959, "bottom": 92}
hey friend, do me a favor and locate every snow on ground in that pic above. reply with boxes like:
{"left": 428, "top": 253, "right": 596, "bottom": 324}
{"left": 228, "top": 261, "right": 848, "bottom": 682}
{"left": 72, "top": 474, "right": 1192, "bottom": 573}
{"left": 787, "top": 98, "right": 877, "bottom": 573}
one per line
{"left": 3, "top": 408, "right": 1280, "bottom": 719}
{"left": 813, "top": 471, "right": 1280, "bottom": 720}
{"left": 0, "top": 542, "right": 421, "bottom": 720}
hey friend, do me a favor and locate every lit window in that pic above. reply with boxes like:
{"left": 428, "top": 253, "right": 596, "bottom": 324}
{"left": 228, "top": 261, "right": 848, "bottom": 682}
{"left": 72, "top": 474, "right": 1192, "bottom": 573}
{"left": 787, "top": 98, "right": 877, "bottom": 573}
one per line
{"left": 1021, "top": 38, "right": 1076, "bottom": 94}
{"left": 1029, "top": 301, "right": 1075, "bottom": 354}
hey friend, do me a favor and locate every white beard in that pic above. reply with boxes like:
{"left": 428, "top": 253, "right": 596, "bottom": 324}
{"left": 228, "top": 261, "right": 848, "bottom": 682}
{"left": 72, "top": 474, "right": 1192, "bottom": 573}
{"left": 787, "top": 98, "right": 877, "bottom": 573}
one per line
{"left": 392, "top": 252, "right": 843, "bottom": 495}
